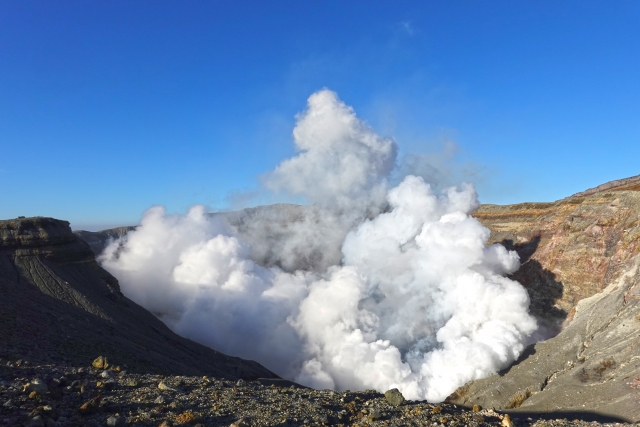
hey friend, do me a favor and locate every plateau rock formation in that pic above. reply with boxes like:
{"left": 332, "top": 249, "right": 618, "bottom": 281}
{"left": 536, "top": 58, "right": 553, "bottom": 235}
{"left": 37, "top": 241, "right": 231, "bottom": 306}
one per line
{"left": 0, "top": 216, "right": 276, "bottom": 380}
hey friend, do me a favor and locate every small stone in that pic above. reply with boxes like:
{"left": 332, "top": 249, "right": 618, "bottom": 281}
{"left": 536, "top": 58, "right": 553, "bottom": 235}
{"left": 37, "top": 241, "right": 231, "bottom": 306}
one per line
{"left": 502, "top": 414, "right": 514, "bottom": 427}
{"left": 154, "top": 396, "right": 166, "bottom": 404}
{"left": 158, "top": 421, "right": 173, "bottom": 427}
{"left": 100, "top": 370, "right": 113, "bottom": 378}
{"left": 158, "top": 381, "right": 176, "bottom": 391}
{"left": 2, "top": 399, "right": 12, "bottom": 407}
{"left": 230, "top": 418, "right": 249, "bottom": 427}
{"left": 80, "top": 395, "right": 102, "bottom": 413}
{"left": 384, "top": 388, "right": 405, "bottom": 406}
{"left": 472, "top": 404, "right": 482, "bottom": 412}
{"left": 106, "top": 416, "right": 126, "bottom": 427}
{"left": 168, "top": 401, "right": 182, "bottom": 410}
{"left": 175, "top": 412, "right": 196, "bottom": 424}
{"left": 28, "top": 391, "right": 38, "bottom": 399}
{"left": 23, "top": 379, "right": 48, "bottom": 395}
{"left": 236, "top": 379, "right": 245, "bottom": 386}
{"left": 92, "top": 356, "right": 109, "bottom": 370}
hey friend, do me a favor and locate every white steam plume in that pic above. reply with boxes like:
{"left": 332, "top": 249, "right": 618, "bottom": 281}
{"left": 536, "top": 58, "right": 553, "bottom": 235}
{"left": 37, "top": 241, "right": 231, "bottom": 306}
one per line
{"left": 100, "top": 89, "right": 536, "bottom": 401}
{"left": 264, "top": 89, "right": 397, "bottom": 211}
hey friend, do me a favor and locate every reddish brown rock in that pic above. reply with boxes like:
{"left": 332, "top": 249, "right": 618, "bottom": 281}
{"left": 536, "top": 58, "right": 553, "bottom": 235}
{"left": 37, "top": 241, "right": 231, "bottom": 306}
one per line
{"left": 473, "top": 189, "right": 640, "bottom": 332}
{"left": 450, "top": 179, "right": 640, "bottom": 422}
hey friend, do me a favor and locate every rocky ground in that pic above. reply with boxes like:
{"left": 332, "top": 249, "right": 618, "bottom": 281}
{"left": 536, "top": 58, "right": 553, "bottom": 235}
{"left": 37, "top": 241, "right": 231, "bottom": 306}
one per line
{"left": 0, "top": 357, "right": 633, "bottom": 427}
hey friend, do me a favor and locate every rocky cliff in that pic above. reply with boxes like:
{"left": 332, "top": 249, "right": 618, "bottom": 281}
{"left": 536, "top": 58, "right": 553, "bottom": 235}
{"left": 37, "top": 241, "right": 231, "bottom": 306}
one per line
{"left": 472, "top": 189, "right": 640, "bottom": 333}
{"left": 449, "top": 183, "right": 640, "bottom": 421}
{"left": 0, "top": 217, "right": 276, "bottom": 380}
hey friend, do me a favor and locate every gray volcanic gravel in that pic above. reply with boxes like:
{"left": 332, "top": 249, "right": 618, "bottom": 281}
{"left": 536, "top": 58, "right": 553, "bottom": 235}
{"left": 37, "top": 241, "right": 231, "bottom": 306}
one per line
{"left": 0, "top": 358, "right": 634, "bottom": 427}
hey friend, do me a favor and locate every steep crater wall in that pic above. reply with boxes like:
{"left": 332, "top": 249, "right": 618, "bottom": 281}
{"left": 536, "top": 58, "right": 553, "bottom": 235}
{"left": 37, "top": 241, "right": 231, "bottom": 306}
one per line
{"left": 452, "top": 189, "right": 640, "bottom": 421}
{"left": 0, "top": 217, "right": 276, "bottom": 381}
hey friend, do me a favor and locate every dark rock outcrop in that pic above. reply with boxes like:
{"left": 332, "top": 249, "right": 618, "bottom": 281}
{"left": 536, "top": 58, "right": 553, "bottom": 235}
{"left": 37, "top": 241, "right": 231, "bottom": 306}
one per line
{"left": 0, "top": 216, "right": 276, "bottom": 380}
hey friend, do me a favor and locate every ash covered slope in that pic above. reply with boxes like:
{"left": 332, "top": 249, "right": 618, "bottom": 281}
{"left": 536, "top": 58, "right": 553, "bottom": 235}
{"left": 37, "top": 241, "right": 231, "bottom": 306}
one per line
{"left": 450, "top": 184, "right": 640, "bottom": 421}
{"left": 0, "top": 216, "right": 276, "bottom": 380}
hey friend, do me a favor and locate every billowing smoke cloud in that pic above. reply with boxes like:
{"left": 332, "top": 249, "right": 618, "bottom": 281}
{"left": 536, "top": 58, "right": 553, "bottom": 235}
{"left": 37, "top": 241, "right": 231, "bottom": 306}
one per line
{"left": 100, "top": 89, "right": 536, "bottom": 402}
{"left": 247, "top": 90, "right": 398, "bottom": 272}
{"left": 264, "top": 89, "right": 397, "bottom": 211}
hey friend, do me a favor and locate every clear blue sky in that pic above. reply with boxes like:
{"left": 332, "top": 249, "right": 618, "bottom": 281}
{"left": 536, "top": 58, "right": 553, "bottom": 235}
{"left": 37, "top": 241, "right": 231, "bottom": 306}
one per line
{"left": 2, "top": 1, "right": 639, "bottom": 230}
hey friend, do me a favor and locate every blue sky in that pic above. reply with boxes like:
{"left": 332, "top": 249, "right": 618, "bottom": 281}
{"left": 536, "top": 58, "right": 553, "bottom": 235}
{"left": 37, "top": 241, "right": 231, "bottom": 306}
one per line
{"left": 2, "top": 1, "right": 639, "bottom": 230}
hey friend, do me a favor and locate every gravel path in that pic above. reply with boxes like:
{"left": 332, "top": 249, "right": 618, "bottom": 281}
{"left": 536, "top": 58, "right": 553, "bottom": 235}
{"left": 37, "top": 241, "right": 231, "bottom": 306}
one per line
{"left": 0, "top": 358, "right": 633, "bottom": 427}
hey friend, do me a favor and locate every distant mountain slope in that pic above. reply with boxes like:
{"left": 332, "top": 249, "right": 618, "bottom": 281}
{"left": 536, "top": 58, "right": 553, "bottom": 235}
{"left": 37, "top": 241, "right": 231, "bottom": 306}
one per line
{"left": 73, "top": 204, "right": 309, "bottom": 263}
{"left": 568, "top": 174, "right": 640, "bottom": 198}
{"left": 0, "top": 216, "right": 276, "bottom": 380}
{"left": 74, "top": 225, "right": 135, "bottom": 257}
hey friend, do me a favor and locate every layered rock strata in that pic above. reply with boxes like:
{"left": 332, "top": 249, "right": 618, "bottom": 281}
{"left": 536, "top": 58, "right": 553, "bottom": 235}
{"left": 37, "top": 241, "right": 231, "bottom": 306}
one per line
{"left": 473, "top": 190, "right": 640, "bottom": 333}
{"left": 451, "top": 188, "right": 640, "bottom": 421}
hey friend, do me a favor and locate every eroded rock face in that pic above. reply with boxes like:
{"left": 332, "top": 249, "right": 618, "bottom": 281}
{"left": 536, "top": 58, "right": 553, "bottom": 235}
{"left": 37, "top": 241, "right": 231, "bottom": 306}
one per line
{"left": 0, "top": 217, "right": 276, "bottom": 381}
{"left": 451, "top": 186, "right": 640, "bottom": 422}
{"left": 473, "top": 190, "right": 640, "bottom": 334}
